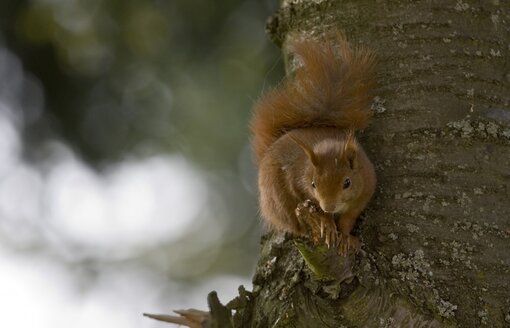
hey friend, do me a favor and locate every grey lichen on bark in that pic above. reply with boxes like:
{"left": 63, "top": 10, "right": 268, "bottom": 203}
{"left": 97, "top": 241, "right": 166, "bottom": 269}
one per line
{"left": 230, "top": 232, "right": 448, "bottom": 327}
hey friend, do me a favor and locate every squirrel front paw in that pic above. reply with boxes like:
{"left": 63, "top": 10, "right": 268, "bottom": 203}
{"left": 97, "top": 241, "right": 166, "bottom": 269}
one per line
{"left": 338, "top": 234, "right": 361, "bottom": 256}
{"left": 295, "top": 200, "right": 338, "bottom": 248}
{"left": 295, "top": 199, "right": 319, "bottom": 215}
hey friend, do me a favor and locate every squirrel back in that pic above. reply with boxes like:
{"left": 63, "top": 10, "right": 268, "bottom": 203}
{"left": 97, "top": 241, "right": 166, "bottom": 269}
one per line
{"left": 250, "top": 32, "right": 376, "bottom": 163}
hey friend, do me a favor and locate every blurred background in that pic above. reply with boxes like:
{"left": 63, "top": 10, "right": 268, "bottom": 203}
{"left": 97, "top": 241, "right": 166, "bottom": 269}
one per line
{"left": 0, "top": 0, "right": 282, "bottom": 326}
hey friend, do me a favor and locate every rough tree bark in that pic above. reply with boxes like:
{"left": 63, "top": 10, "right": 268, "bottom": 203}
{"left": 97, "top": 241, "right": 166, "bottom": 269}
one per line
{"left": 147, "top": 1, "right": 510, "bottom": 327}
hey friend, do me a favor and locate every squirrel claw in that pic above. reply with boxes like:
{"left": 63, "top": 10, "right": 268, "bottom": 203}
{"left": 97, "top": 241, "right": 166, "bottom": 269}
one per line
{"left": 338, "top": 234, "right": 361, "bottom": 256}
{"left": 319, "top": 215, "right": 337, "bottom": 249}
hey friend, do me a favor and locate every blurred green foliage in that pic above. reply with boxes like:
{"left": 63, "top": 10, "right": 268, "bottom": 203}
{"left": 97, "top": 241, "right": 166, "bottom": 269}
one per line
{"left": 0, "top": 0, "right": 283, "bottom": 278}
{"left": 2, "top": 0, "right": 281, "bottom": 168}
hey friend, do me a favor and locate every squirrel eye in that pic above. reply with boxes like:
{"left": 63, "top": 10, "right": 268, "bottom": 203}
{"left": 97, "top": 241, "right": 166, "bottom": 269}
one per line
{"left": 312, "top": 181, "right": 316, "bottom": 189}
{"left": 343, "top": 178, "right": 351, "bottom": 189}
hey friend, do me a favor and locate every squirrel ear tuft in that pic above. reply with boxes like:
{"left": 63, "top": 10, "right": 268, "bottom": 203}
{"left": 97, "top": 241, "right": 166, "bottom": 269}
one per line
{"left": 289, "top": 134, "right": 318, "bottom": 166}
{"left": 343, "top": 130, "right": 358, "bottom": 169}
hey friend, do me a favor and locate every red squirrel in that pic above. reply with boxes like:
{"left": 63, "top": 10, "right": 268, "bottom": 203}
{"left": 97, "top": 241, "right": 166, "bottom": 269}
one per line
{"left": 250, "top": 32, "right": 376, "bottom": 255}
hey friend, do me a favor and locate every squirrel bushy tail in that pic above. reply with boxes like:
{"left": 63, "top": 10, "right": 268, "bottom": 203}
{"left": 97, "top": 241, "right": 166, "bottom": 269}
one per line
{"left": 251, "top": 32, "right": 376, "bottom": 163}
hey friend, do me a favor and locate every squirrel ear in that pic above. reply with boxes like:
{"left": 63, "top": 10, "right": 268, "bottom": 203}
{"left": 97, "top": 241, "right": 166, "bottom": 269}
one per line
{"left": 342, "top": 130, "right": 358, "bottom": 169}
{"left": 289, "top": 134, "right": 318, "bottom": 166}
{"left": 344, "top": 146, "right": 357, "bottom": 169}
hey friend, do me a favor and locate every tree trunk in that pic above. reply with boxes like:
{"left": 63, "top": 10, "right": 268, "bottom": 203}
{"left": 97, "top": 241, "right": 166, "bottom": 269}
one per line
{"left": 149, "top": 1, "right": 510, "bottom": 327}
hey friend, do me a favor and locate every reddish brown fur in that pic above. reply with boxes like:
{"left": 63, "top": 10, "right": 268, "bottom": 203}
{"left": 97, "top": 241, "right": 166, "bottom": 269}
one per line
{"left": 251, "top": 32, "right": 376, "bottom": 163}
{"left": 251, "top": 32, "right": 377, "bottom": 254}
